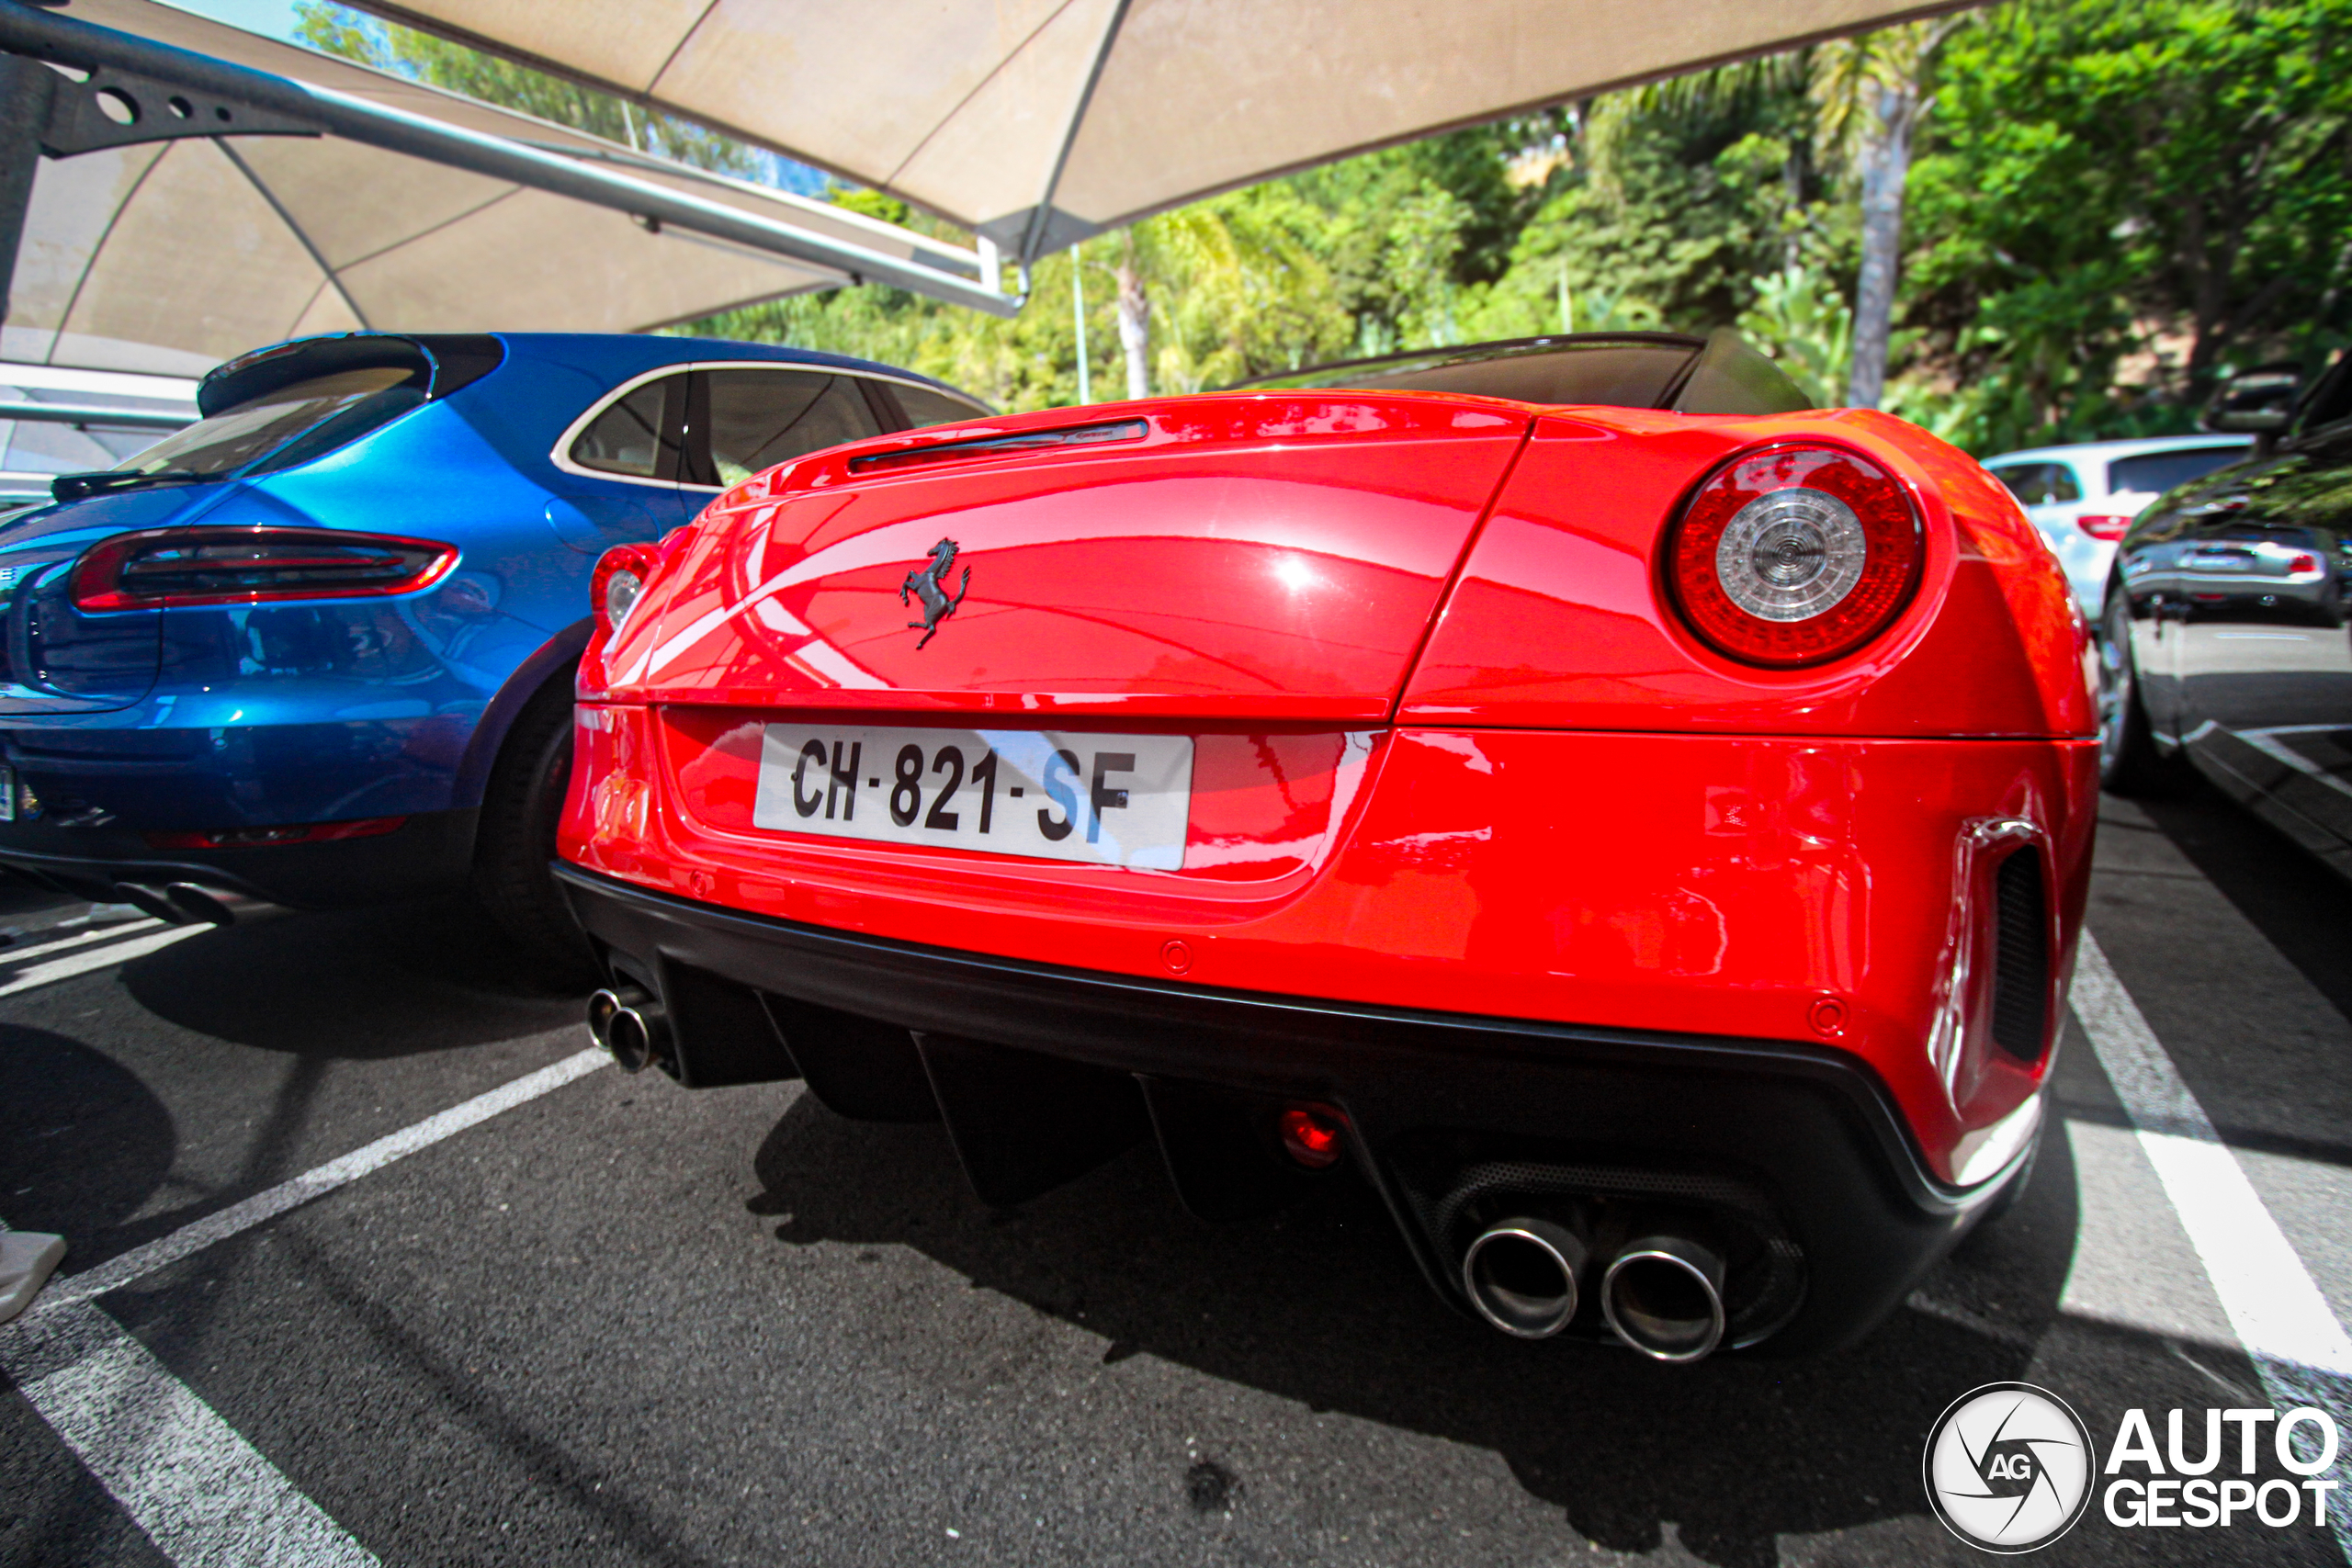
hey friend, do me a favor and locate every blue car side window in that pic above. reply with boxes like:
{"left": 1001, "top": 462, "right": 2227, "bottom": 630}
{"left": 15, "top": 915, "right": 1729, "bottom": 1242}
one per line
{"left": 571, "top": 376, "right": 684, "bottom": 480}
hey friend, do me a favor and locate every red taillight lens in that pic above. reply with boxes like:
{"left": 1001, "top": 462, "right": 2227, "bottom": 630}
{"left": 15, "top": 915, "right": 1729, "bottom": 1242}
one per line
{"left": 1277, "top": 1104, "right": 1347, "bottom": 1168}
{"left": 2288, "top": 552, "right": 2321, "bottom": 574}
{"left": 142, "top": 815, "right": 406, "bottom": 850}
{"left": 71, "top": 526, "right": 457, "bottom": 613}
{"left": 592, "top": 543, "right": 661, "bottom": 637}
{"left": 1666, "top": 445, "right": 1924, "bottom": 668}
{"left": 2075, "top": 513, "right": 2133, "bottom": 541}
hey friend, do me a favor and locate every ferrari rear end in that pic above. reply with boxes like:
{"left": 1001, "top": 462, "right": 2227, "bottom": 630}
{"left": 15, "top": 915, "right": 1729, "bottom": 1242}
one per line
{"left": 555, "top": 332, "right": 2098, "bottom": 1359}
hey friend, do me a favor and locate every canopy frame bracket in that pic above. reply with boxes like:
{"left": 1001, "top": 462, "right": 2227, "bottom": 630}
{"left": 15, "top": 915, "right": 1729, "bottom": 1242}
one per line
{"left": 0, "top": 1, "right": 1023, "bottom": 329}
{"left": 39, "top": 60, "right": 323, "bottom": 157}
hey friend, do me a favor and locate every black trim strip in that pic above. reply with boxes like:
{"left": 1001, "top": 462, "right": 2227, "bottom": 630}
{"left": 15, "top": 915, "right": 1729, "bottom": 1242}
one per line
{"left": 847, "top": 417, "right": 1148, "bottom": 474}
{"left": 553, "top": 862, "right": 1971, "bottom": 1216}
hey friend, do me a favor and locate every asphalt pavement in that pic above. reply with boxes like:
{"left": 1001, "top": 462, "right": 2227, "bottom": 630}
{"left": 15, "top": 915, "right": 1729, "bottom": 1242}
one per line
{"left": 2, "top": 773, "right": 2348, "bottom": 1567}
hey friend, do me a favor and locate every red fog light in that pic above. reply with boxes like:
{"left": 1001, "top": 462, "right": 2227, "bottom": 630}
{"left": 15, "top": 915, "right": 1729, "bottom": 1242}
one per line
{"left": 1666, "top": 445, "right": 1923, "bottom": 668}
{"left": 1277, "top": 1104, "right": 1347, "bottom": 1168}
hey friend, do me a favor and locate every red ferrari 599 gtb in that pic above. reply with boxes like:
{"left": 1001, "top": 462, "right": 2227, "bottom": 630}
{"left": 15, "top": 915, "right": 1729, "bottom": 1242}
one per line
{"left": 556, "top": 331, "right": 2097, "bottom": 1360}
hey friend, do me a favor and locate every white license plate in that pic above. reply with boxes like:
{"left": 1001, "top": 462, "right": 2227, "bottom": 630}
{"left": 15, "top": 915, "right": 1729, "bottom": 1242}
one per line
{"left": 752, "top": 725, "right": 1193, "bottom": 869}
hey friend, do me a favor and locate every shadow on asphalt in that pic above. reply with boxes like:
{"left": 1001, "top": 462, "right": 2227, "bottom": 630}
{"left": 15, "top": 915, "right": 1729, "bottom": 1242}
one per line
{"left": 117, "top": 895, "right": 585, "bottom": 1055}
{"left": 2129, "top": 775, "right": 2352, "bottom": 1029}
{"left": 0, "top": 1027, "right": 175, "bottom": 1238}
{"left": 748, "top": 1093, "right": 2084, "bottom": 1568}
{"left": 0, "top": 879, "right": 76, "bottom": 925}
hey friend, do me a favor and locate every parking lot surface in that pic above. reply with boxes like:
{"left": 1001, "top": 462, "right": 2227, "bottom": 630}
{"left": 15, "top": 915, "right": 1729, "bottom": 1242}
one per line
{"left": 3, "top": 779, "right": 2348, "bottom": 1567}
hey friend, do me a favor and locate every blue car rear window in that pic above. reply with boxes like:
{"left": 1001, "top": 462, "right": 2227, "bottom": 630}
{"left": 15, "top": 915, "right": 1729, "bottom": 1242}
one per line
{"left": 112, "top": 367, "right": 424, "bottom": 481}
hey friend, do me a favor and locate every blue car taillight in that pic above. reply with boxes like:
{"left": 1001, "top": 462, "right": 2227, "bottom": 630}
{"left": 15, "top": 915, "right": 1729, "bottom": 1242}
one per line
{"left": 69, "top": 525, "right": 458, "bottom": 612}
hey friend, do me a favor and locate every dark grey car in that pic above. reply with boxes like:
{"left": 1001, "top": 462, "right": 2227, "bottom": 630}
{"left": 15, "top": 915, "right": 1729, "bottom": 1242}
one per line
{"left": 2101, "top": 358, "right": 2352, "bottom": 880}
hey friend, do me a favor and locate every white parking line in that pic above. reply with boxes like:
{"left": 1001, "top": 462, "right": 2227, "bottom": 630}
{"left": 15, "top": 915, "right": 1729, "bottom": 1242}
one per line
{"left": 39, "top": 1047, "right": 610, "bottom": 1314}
{"left": 4, "top": 1046, "right": 609, "bottom": 1565}
{"left": 2072, "top": 931, "right": 2352, "bottom": 1550}
{"left": 0, "top": 1290, "right": 379, "bottom": 1568}
{"left": 0, "top": 916, "right": 164, "bottom": 966}
{"left": 0, "top": 924, "right": 208, "bottom": 999}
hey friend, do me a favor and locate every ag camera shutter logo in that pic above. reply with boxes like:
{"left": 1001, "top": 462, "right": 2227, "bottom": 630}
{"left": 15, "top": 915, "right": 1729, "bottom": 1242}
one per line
{"left": 1923, "top": 1382, "right": 2094, "bottom": 1552}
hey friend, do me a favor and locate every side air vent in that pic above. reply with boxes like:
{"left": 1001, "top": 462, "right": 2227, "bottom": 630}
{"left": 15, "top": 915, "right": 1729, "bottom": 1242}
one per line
{"left": 1989, "top": 847, "right": 2050, "bottom": 1062}
{"left": 848, "top": 417, "right": 1147, "bottom": 473}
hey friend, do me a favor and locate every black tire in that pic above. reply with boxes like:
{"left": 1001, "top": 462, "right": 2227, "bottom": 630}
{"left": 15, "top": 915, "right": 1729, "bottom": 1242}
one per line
{"left": 2097, "top": 591, "right": 2183, "bottom": 796}
{"left": 471, "top": 673, "right": 594, "bottom": 975}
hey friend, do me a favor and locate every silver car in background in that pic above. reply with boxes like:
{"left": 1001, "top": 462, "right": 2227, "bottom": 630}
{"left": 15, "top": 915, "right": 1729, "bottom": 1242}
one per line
{"left": 1983, "top": 434, "right": 2251, "bottom": 616}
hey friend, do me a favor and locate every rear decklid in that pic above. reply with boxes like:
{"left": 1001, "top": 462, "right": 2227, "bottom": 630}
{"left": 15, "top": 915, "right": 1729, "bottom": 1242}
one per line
{"left": 610, "top": 396, "right": 1529, "bottom": 721}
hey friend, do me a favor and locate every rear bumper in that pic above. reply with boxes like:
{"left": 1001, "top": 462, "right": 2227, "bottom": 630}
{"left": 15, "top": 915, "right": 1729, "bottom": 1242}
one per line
{"left": 565, "top": 715, "right": 2100, "bottom": 1183}
{"left": 558, "top": 863, "right": 2029, "bottom": 1355}
{"left": 0, "top": 711, "right": 480, "bottom": 831}
{"left": 0, "top": 807, "right": 477, "bottom": 907}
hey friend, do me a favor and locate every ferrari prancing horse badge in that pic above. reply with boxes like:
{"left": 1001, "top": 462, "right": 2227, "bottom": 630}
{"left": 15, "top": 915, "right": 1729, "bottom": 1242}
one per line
{"left": 900, "top": 537, "right": 969, "bottom": 649}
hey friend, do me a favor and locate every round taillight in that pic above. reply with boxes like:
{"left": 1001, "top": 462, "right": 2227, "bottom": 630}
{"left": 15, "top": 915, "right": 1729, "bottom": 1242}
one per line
{"left": 1667, "top": 446, "right": 1924, "bottom": 667}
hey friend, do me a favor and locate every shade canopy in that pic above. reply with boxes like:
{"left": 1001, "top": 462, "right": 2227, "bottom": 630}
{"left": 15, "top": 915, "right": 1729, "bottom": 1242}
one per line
{"left": 356, "top": 0, "right": 1973, "bottom": 261}
{"left": 5, "top": 0, "right": 1000, "bottom": 377}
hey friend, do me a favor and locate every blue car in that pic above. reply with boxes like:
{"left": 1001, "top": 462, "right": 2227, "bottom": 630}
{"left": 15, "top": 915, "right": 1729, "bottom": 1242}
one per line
{"left": 0, "top": 332, "right": 987, "bottom": 959}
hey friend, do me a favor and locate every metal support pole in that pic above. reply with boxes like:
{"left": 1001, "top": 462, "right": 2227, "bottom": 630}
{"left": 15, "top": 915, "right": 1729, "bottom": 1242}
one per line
{"left": 1070, "top": 239, "right": 1090, "bottom": 404}
{"left": 0, "top": 51, "right": 54, "bottom": 327}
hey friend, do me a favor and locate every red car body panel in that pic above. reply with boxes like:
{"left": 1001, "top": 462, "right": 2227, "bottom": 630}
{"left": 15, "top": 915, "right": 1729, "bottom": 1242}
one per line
{"left": 559, "top": 383, "right": 2098, "bottom": 1353}
{"left": 1401, "top": 410, "right": 2095, "bottom": 736}
{"left": 594, "top": 398, "right": 1526, "bottom": 722}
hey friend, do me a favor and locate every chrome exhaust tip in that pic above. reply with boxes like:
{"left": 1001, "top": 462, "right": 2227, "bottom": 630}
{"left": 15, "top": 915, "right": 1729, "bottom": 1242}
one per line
{"left": 1600, "top": 1235, "right": 1727, "bottom": 1363}
{"left": 163, "top": 882, "right": 236, "bottom": 928}
{"left": 587, "top": 986, "right": 666, "bottom": 1073}
{"left": 1461, "top": 1217, "right": 1587, "bottom": 1339}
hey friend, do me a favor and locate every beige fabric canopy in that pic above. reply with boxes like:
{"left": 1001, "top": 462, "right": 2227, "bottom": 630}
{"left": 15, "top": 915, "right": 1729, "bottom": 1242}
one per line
{"left": 356, "top": 0, "right": 1973, "bottom": 259}
{"left": 5, "top": 0, "right": 998, "bottom": 377}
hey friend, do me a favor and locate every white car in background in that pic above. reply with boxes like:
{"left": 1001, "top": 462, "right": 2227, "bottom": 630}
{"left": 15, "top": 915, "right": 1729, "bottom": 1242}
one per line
{"left": 1982, "top": 435, "right": 2253, "bottom": 615}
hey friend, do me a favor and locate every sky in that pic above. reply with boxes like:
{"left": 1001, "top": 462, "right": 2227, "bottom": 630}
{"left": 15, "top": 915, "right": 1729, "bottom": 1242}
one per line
{"left": 159, "top": 0, "right": 307, "bottom": 42}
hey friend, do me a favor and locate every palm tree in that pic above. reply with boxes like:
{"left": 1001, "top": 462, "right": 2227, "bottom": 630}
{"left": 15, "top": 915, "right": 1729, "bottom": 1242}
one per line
{"left": 1096, "top": 201, "right": 1337, "bottom": 400}
{"left": 1114, "top": 229, "right": 1151, "bottom": 400}
{"left": 1811, "top": 17, "right": 1970, "bottom": 408}
{"left": 1583, "top": 16, "right": 1968, "bottom": 409}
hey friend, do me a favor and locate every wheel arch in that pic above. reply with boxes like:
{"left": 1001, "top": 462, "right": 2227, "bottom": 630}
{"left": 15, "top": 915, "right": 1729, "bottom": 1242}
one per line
{"left": 453, "top": 617, "right": 590, "bottom": 810}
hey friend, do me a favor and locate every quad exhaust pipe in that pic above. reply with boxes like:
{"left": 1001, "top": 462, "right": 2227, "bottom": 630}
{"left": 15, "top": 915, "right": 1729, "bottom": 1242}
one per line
{"left": 587, "top": 985, "right": 669, "bottom": 1073}
{"left": 1461, "top": 1217, "right": 1587, "bottom": 1338}
{"left": 1600, "top": 1235, "right": 1727, "bottom": 1363}
{"left": 1460, "top": 1218, "right": 1728, "bottom": 1361}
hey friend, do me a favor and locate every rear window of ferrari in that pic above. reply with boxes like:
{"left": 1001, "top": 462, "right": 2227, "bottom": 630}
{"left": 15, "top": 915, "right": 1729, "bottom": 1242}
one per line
{"left": 1234, "top": 330, "right": 1812, "bottom": 416}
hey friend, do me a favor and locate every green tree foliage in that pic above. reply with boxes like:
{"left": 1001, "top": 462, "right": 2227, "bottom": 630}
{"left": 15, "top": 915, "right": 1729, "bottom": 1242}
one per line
{"left": 1737, "top": 264, "right": 1853, "bottom": 407}
{"left": 1908, "top": 0, "right": 2352, "bottom": 450}
{"left": 1461, "top": 95, "right": 1806, "bottom": 345}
